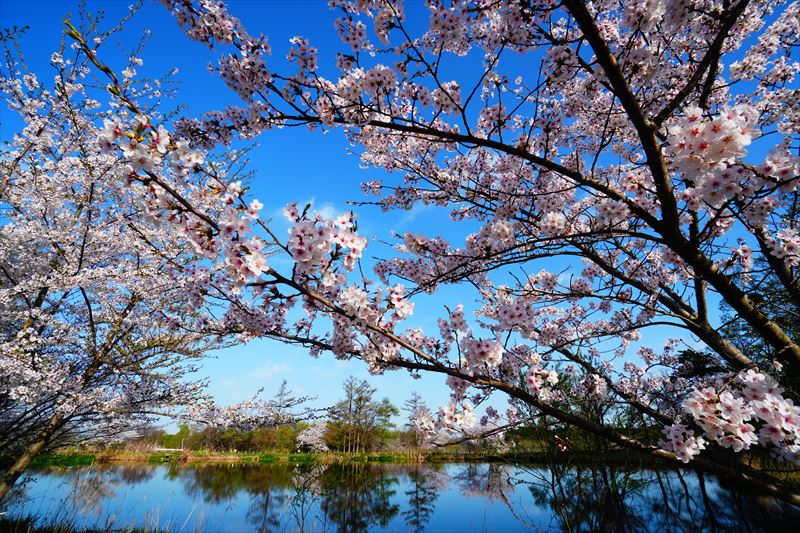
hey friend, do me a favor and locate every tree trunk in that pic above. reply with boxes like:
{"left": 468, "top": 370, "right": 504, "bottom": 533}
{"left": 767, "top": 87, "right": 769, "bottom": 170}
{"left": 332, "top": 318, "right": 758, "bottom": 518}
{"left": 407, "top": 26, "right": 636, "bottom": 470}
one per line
{"left": 0, "top": 412, "right": 63, "bottom": 501}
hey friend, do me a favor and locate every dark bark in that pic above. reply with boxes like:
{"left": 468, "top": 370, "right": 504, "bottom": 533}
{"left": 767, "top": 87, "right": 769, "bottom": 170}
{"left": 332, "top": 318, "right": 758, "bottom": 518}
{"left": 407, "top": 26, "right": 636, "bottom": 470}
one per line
{"left": 0, "top": 412, "right": 64, "bottom": 502}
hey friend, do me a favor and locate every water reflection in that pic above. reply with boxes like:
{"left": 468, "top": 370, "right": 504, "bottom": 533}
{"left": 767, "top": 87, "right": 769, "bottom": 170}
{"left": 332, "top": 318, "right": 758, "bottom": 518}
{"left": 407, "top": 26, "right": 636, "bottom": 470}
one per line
{"left": 6, "top": 461, "right": 799, "bottom": 532}
{"left": 289, "top": 464, "right": 325, "bottom": 531}
{"left": 453, "top": 463, "right": 514, "bottom": 501}
{"left": 403, "top": 464, "right": 446, "bottom": 532}
{"left": 318, "top": 464, "right": 399, "bottom": 532}
{"left": 520, "top": 463, "right": 800, "bottom": 532}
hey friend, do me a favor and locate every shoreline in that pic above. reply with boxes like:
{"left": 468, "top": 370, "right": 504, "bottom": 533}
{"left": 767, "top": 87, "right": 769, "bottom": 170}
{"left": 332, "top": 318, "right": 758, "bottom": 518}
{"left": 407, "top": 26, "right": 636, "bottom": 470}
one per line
{"left": 25, "top": 448, "right": 670, "bottom": 468}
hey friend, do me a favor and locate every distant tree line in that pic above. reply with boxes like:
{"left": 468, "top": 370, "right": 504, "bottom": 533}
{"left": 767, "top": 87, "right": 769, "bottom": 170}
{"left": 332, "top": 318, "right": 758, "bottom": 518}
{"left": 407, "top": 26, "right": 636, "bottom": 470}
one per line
{"left": 126, "top": 377, "right": 433, "bottom": 454}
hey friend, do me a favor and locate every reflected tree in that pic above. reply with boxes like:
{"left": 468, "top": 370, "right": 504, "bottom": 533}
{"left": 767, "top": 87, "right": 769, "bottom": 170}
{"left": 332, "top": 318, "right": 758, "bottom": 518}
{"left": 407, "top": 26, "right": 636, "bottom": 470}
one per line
{"left": 117, "top": 465, "right": 156, "bottom": 485}
{"left": 289, "top": 463, "right": 327, "bottom": 532}
{"left": 526, "top": 464, "right": 648, "bottom": 532}
{"left": 520, "top": 463, "right": 800, "bottom": 532}
{"left": 68, "top": 468, "right": 120, "bottom": 518}
{"left": 243, "top": 465, "right": 293, "bottom": 533}
{"left": 175, "top": 463, "right": 306, "bottom": 532}
{"left": 177, "top": 464, "right": 244, "bottom": 504}
{"left": 319, "top": 463, "right": 400, "bottom": 532}
{"left": 402, "top": 464, "right": 447, "bottom": 533}
{"left": 177, "top": 463, "right": 291, "bottom": 508}
{"left": 452, "top": 463, "right": 514, "bottom": 502}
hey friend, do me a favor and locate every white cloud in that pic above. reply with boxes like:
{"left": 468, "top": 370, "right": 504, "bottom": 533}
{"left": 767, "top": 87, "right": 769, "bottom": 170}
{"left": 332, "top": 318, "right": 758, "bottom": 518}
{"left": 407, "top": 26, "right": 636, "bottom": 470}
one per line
{"left": 317, "top": 202, "right": 343, "bottom": 220}
{"left": 249, "top": 361, "right": 294, "bottom": 381}
{"left": 269, "top": 197, "right": 347, "bottom": 222}
{"left": 392, "top": 203, "right": 431, "bottom": 231}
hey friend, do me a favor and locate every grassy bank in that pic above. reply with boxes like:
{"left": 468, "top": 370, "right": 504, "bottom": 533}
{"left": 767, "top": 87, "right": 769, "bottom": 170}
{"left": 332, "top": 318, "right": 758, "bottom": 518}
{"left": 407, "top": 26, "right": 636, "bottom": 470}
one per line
{"left": 26, "top": 448, "right": 672, "bottom": 468}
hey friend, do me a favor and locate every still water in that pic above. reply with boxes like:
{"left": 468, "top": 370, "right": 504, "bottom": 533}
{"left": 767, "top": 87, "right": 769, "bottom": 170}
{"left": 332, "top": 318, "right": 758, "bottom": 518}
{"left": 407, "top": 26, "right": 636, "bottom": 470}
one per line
{"left": 5, "top": 462, "right": 799, "bottom": 532}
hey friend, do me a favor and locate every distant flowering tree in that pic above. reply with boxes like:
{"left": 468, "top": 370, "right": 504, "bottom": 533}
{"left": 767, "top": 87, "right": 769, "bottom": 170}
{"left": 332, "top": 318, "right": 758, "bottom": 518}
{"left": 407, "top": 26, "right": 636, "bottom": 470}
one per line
{"left": 186, "top": 397, "right": 287, "bottom": 433}
{"left": 402, "top": 391, "right": 427, "bottom": 446}
{"left": 186, "top": 381, "right": 316, "bottom": 432}
{"left": 297, "top": 423, "right": 330, "bottom": 453}
{"left": 53, "top": 0, "right": 800, "bottom": 502}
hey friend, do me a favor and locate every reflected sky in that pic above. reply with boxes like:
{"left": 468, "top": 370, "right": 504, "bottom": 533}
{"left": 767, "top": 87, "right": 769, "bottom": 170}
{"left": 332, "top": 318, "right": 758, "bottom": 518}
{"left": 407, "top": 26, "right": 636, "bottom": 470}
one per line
{"left": 5, "top": 462, "right": 799, "bottom": 532}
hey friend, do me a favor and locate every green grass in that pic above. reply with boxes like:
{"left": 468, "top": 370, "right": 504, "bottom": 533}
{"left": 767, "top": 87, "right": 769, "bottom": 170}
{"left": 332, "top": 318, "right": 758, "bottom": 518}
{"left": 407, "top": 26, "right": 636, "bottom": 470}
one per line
{"left": 34, "top": 448, "right": 632, "bottom": 468}
{"left": 29, "top": 454, "right": 95, "bottom": 468}
{"left": 366, "top": 454, "right": 394, "bottom": 462}
{"left": 0, "top": 517, "right": 78, "bottom": 533}
{"left": 287, "top": 453, "right": 316, "bottom": 463}
{"left": 0, "top": 516, "right": 182, "bottom": 532}
{"left": 146, "top": 453, "right": 175, "bottom": 464}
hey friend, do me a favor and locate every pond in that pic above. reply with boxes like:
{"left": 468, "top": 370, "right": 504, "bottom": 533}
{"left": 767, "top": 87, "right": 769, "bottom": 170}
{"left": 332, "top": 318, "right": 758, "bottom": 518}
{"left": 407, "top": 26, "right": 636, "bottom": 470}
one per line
{"left": 4, "top": 462, "right": 798, "bottom": 532}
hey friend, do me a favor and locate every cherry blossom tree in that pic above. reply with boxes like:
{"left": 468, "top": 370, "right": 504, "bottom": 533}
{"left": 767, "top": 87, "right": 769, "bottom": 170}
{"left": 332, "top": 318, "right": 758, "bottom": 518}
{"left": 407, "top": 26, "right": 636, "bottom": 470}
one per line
{"left": 0, "top": 23, "right": 240, "bottom": 500}
{"left": 186, "top": 382, "right": 316, "bottom": 432}
{"left": 297, "top": 422, "right": 330, "bottom": 453}
{"left": 56, "top": 0, "right": 800, "bottom": 503}
{"left": 402, "top": 391, "right": 427, "bottom": 446}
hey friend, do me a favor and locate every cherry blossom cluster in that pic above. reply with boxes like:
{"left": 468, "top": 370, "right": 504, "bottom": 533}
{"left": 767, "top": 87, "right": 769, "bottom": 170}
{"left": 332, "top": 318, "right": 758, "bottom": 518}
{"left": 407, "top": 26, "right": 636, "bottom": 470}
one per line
{"left": 577, "top": 374, "right": 609, "bottom": 402}
{"left": 760, "top": 147, "right": 800, "bottom": 192}
{"left": 432, "top": 81, "right": 461, "bottom": 115}
{"left": 461, "top": 337, "right": 504, "bottom": 369}
{"left": 526, "top": 366, "right": 559, "bottom": 400}
{"left": 667, "top": 105, "right": 757, "bottom": 205}
{"left": 545, "top": 45, "right": 579, "bottom": 88}
{"left": 284, "top": 203, "right": 367, "bottom": 276}
{"left": 287, "top": 36, "right": 318, "bottom": 74}
{"left": 90, "top": 118, "right": 421, "bottom": 376}
{"left": 660, "top": 423, "right": 708, "bottom": 463}
{"left": 387, "top": 284, "right": 415, "bottom": 321}
{"left": 164, "top": 0, "right": 245, "bottom": 46}
{"left": 622, "top": 0, "right": 667, "bottom": 33}
{"left": 729, "top": 2, "right": 799, "bottom": 85}
{"left": 218, "top": 46, "right": 271, "bottom": 101}
{"left": 495, "top": 297, "right": 536, "bottom": 332}
{"left": 94, "top": 113, "right": 275, "bottom": 298}
{"left": 427, "top": 4, "right": 469, "bottom": 55}
{"left": 99, "top": 115, "right": 187, "bottom": 172}
{"left": 334, "top": 17, "right": 368, "bottom": 52}
{"left": 413, "top": 401, "right": 509, "bottom": 448}
{"left": 361, "top": 65, "right": 397, "bottom": 97}
{"left": 764, "top": 229, "right": 800, "bottom": 267}
{"left": 445, "top": 375, "right": 471, "bottom": 400}
{"left": 678, "top": 369, "right": 800, "bottom": 462}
